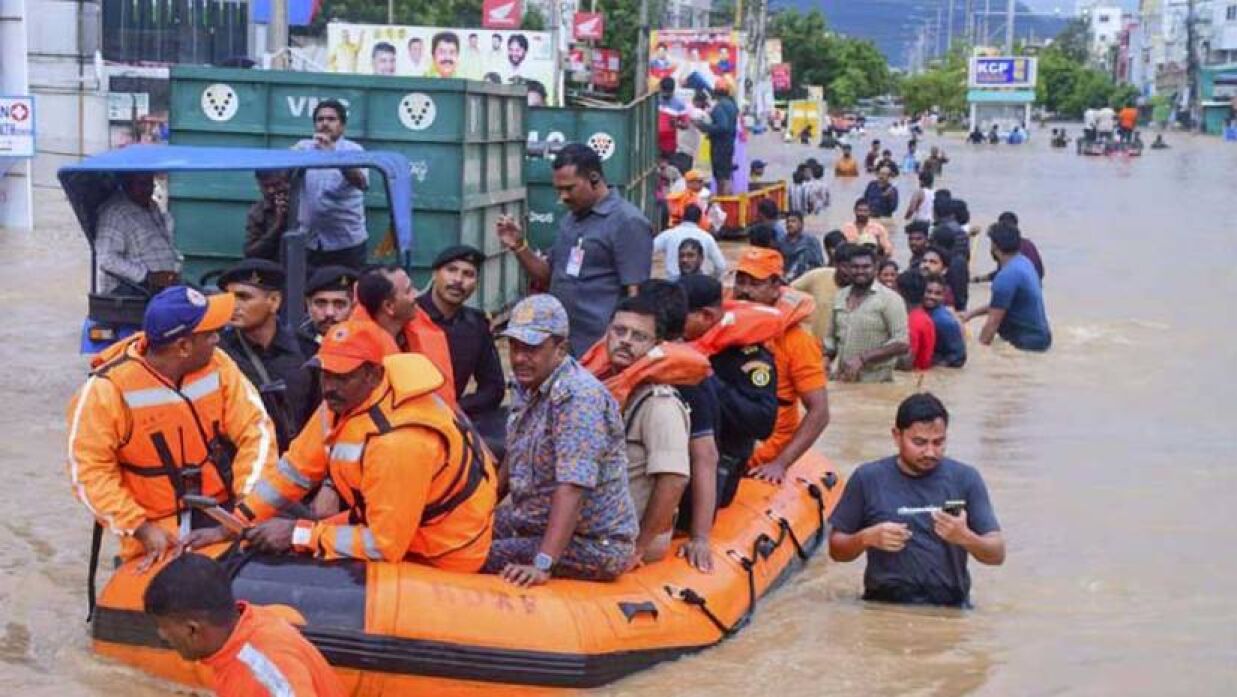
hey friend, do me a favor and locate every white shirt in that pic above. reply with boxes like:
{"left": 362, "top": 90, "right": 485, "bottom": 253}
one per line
{"left": 653, "top": 222, "right": 728, "bottom": 280}
{"left": 1096, "top": 108, "right": 1116, "bottom": 132}
{"left": 1083, "top": 109, "right": 1098, "bottom": 129}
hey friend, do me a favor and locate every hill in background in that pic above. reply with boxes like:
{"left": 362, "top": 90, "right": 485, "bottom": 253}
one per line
{"left": 772, "top": 0, "right": 1069, "bottom": 67}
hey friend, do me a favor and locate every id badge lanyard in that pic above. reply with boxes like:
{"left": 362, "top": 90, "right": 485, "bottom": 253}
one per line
{"left": 565, "top": 238, "right": 585, "bottom": 278}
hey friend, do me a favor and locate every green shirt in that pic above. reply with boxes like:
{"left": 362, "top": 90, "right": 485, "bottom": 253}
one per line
{"left": 825, "top": 283, "right": 909, "bottom": 382}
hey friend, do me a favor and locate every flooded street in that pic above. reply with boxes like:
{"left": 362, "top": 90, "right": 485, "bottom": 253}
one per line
{"left": 3, "top": 127, "right": 1236, "bottom": 695}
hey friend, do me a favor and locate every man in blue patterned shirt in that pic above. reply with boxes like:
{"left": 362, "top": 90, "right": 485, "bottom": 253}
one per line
{"left": 484, "top": 294, "right": 638, "bottom": 586}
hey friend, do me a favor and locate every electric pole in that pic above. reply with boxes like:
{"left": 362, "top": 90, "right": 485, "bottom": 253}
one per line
{"left": 636, "top": 0, "right": 650, "bottom": 96}
{"left": 946, "top": 0, "right": 955, "bottom": 52}
{"left": 1185, "top": 0, "right": 1199, "bottom": 128}
{"left": 1004, "top": 0, "right": 1015, "bottom": 52}
{"left": 270, "top": 0, "right": 288, "bottom": 68}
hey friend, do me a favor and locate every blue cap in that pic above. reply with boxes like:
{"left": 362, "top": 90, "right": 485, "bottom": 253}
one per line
{"left": 501, "top": 294, "right": 569, "bottom": 346}
{"left": 143, "top": 286, "right": 236, "bottom": 347}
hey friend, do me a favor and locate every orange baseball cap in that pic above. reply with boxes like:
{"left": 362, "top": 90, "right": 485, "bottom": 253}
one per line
{"left": 684, "top": 169, "right": 706, "bottom": 183}
{"left": 736, "top": 246, "right": 785, "bottom": 281}
{"left": 306, "top": 320, "right": 398, "bottom": 374}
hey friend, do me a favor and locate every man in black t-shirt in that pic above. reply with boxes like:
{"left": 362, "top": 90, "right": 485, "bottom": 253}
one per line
{"left": 829, "top": 393, "right": 1005, "bottom": 606}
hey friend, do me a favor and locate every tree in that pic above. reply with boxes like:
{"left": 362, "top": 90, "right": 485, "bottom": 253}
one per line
{"left": 521, "top": 6, "right": 546, "bottom": 31}
{"left": 768, "top": 9, "right": 892, "bottom": 107}
{"left": 899, "top": 48, "right": 967, "bottom": 118}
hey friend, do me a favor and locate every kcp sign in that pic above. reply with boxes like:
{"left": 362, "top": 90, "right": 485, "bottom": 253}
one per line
{"left": 968, "top": 57, "right": 1038, "bottom": 90}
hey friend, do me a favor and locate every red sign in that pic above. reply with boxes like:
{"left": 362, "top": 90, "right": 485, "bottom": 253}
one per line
{"left": 568, "top": 48, "right": 587, "bottom": 74}
{"left": 591, "top": 48, "right": 620, "bottom": 91}
{"left": 482, "top": 0, "right": 522, "bottom": 29}
{"left": 573, "top": 12, "right": 604, "bottom": 41}
{"left": 771, "top": 63, "right": 792, "bottom": 91}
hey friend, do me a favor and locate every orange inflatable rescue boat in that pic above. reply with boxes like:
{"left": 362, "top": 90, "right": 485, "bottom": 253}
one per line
{"left": 90, "top": 455, "right": 844, "bottom": 694}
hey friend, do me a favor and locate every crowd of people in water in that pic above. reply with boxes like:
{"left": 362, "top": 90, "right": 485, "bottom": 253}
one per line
{"left": 70, "top": 97, "right": 1035, "bottom": 694}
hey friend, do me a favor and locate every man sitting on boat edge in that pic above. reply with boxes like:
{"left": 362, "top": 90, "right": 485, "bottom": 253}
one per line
{"left": 484, "top": 295, "right": 639, "bottom": 587}
{"left": 188, "top": 320, "right": 497, "bottom": 572}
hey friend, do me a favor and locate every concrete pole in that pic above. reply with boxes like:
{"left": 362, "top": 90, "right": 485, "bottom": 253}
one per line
{"left": 946, "top": 0, "right": 955, "bottom": 52}
{"left": 1005, "top": 0, "right": 1016, "bottom": 52}
{"left": 636, "top": 0, "right": 650, "bottom": 97}
{"left": 0, "top": 0, "right": 33, "bottom": 229}
{"left": 270, "top": 0, "right": 289, "bottom": 68}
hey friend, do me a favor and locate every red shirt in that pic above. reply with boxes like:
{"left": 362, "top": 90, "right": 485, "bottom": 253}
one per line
{"left": 203, "top": 602, "right": 347, "bottom": 697}
{"left": 907, "top": 307, "right": 936, "bottom": 371}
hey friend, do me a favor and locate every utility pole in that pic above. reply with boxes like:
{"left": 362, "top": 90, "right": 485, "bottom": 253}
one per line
{"left": 936, "top": 5, "right": 944, "bottom": 57}
{"left": 1185, "top": 0, "right": 1199, "bottom": 128}
{"left": 983, "top": 0, "right": 991, "bottom": 47}
{"left": 964, "top": 0, "right": 974, "bottom": 46}
{"left": 270, "top": 0, "right": 289, "bottom": 68}
{"left": 387, "top": 0, "right": 394, "bottom": 24}
{"left": 946, "top": 0, "right": 955, "bottom": 52}
{"left": 1004, "top": 0, "right": 1015, "bottom": 52}
{"left": 636, "top": 0, "right": 650, "bottom": 96}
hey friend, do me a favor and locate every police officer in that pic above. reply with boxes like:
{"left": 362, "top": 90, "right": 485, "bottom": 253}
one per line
{"left": 677, "top": 274, "right": 779, "bottom": 508}
{"left": 217, "top": 259, "right": 314, "bottom": 451}
{"left": 296, "top": 265, "right": 357, "bottom": 358}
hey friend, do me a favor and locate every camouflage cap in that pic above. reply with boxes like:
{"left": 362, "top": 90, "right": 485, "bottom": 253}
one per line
{"left": 501, "top": 294, "right": 569, "bottom": 346}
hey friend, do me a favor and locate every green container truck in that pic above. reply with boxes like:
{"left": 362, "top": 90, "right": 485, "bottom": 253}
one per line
{"left": 166, "top": 68, "right": 659, "bottom": 311}
{"left": 168, "top": 66, "right": 527, "bottom": 312}
{"left": 524, "top": 93, "right": 658, "bottom": 249}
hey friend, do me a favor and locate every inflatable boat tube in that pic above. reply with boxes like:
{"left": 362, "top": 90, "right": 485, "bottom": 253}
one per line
{"left": 90, "top": 452, "right": 845, "bottom": 695}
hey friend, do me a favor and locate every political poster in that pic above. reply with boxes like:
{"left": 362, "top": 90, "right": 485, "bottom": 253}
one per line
{"left": 592, "top": 48, "right": 620, "bottom": 92}
{"left": 647, "top": 28, "right": 743, "bottom": 99}
{"left": 327, "top": 23, "right": 559, "bottom": 105}
{"left": 771, "top": 63, "right": 791, "bottom": 92}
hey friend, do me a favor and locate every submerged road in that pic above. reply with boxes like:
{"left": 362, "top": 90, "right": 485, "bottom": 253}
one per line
{"left": 1, "top": 126, "right": 1235, "bottom": 695}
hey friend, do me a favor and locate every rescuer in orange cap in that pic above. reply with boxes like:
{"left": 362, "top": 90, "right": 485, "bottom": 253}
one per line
{"left": 191, "top": 320, "right": 497, "bottom": 572}
{"left": 731, "top": 247, "right": 831, "bottom": 485}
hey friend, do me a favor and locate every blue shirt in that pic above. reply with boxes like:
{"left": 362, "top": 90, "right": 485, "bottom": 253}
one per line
{"left": 928, "top": 305, "right": 967, "bottom": 367}
{"left": 293, "top": 137, "right": 368, "bottom": 251}
{"left": 989, "top": 254, "right": 1051, "bottom": 351}
{"left": 549, "top": 190, "right": 653, "bottom": 356}
{"left": 830, "top": 456, "right": 1000, "bottom": 607}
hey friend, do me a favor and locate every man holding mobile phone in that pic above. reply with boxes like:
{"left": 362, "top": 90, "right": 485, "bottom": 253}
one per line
{"left": 828, "top": 392, "right": 1005, "bottom": 607}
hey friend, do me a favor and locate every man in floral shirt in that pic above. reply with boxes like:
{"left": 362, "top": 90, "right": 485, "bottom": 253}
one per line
{"left": 484, "top": 295, "right": 638, "bottom": 586}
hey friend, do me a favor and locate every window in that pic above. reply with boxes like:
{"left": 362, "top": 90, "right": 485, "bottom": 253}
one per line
{"left": 1227, "top": 4, "right": 1237, "bottom": 21}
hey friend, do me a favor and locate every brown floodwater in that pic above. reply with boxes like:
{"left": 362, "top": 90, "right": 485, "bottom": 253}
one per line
{"left": 2, "top": 126, "right": 1235, "bottom": 695}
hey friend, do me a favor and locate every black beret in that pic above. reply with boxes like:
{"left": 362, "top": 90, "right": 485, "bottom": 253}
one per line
{"left": 432, "top": 244, "right": 485, "bottom": 271}
{"left": 305, "top": 265, "right": 358, "bottom": 296}
{"left": 218, "top": 258, "right": 285, "bottom": 291}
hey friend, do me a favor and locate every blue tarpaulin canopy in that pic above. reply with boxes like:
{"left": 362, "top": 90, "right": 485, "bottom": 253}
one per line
{"left": 57, "top": 145, "right": 414, "bottom": 253}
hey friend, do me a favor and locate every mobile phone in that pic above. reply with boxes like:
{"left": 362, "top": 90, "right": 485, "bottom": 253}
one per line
{"left": 943, "top": 500, "right": 966, "bottom": 516}
{"left": 183, "top": 494, "right": 251, "bottom": 535}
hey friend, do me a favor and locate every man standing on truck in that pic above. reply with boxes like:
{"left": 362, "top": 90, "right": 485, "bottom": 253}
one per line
{"left": 293, "top": 99, "right": 369, "bottom": 270}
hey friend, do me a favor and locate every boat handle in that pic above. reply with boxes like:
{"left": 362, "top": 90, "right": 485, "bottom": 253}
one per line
{"left": 617, "top": 600, "right": 660, "bottom": 623}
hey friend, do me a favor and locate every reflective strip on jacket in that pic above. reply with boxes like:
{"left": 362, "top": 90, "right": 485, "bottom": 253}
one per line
{"left": 202, "top": 602, "right": 347, "bottom": 697}
{"left": 239, "top": 353, "right": 496, "bottom": 571}
{"left": 65, "top": 334, "right": 276, "bottom": 557}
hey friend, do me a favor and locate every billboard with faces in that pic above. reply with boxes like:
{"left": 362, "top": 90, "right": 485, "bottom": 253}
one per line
{"left": 327, "top": 22, "right": 559, "bottom": 105}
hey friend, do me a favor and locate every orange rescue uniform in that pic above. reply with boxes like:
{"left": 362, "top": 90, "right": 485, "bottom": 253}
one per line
{"left": 237, "top": 353, "right": 496, "bottom": 571}
{"left": 66, "top": 334, "right": 277, "bottom": 559}
{"left": 349, "top": 305, "right": 457, "bottom": 408}
{"left": 665, "top": 189, "right": 713, "bottom": 231}
{"left": 750, "top": 289, "right": 827, "bottom": 466}
{"left": 202, "top": 602, "right": 346, "bottom": 697}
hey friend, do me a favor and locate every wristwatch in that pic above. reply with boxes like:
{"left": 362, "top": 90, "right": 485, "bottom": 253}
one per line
{"left": 533, "top": 552, "right": 555, "bottom": 573}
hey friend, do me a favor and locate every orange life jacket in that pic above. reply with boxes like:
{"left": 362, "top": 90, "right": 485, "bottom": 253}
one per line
{"left": 775, "top": 287, "right": 817, "bottom": 331}
{"left": 349, "top": 305, "right": 457, "bottom": 408}
{"left": 203, "top": 602, "right": 347, "bottom": 697}
{"left": 578, "top": 340, "right": 712, "bottom": 409}
{"left": 666, "top": 189, "right": 712, "bottom": 231}
{"left": 690, "top": 299, "right": 785, "bottom": 357}
{"left": 85, "top": 335, "right": 243, "bottom": 525}
{"left": 246, "top": 354, "right": 495, "bottom": 571}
